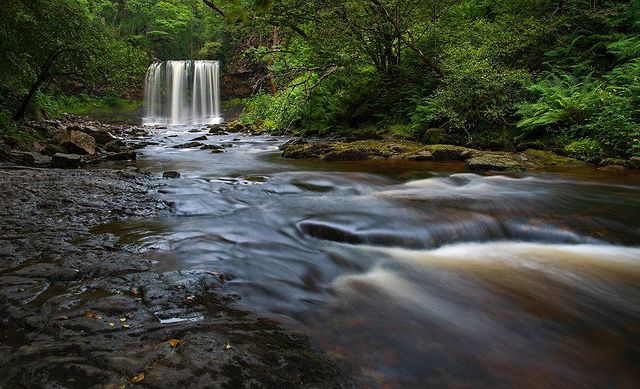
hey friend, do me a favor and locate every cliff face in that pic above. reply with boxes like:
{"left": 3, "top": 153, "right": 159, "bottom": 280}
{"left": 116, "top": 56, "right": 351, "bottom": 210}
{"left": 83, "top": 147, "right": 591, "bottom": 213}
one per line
{"left": 221, "top": 57, "right": 269, "bottom": 99}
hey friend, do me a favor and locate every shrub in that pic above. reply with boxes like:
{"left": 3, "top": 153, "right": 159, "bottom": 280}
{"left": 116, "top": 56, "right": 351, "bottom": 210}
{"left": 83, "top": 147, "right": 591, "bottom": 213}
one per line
{"left": 564, "top": 139, "right": 604, "bottom": 163}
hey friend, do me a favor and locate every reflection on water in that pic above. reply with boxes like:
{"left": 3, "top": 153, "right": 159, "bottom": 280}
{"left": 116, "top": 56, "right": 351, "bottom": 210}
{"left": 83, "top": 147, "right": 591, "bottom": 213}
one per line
{"left": 102, "top": 126, "right": 640, "bottom": 387}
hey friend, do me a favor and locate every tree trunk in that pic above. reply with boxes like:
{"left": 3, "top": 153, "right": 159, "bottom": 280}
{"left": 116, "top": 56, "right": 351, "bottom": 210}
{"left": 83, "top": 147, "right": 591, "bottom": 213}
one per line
{"left": 12, "top": 48, "right": 69, "bottom": 121}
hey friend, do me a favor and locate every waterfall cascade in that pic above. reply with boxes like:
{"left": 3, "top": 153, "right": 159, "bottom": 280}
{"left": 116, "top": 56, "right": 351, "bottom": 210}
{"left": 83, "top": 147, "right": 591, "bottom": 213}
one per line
{"left": 143, "top": 60, "right": 222, "bottom": 126}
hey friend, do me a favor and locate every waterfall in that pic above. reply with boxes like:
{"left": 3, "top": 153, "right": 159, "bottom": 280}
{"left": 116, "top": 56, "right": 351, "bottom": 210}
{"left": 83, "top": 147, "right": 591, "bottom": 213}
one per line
{"left": 143, "top": 60, "right": 222, "bottom": 126}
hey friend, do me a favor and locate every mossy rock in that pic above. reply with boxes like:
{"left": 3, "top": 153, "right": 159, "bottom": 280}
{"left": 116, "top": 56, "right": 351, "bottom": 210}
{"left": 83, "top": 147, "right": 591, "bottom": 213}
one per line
{"left": 520, "top": 149, "right": 587, "bottom": 168}
{"left": 423, "top": 144, "right": 478, "bottom": 160}
{"left": 466, "top": 152, "right": 526, "bottom": 171}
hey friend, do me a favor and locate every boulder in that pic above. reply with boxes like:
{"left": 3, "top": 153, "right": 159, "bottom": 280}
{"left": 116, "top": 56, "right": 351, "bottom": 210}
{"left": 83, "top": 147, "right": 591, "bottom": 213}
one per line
{"left": 190, "top": 135, "right": 208, "bottom": 141}
{"left": 322, "top": 149, "right": 369, "bottom": 161}
{"left": 424, "top": 144, "right": 477, "bottom": 160}
{"left": 211, "top": 149, "right": 224, "bottom": 154}
{"left": 405, "top": 150, "right": 434, "bottom": 161}
{"left": 163, "top": 171, "right": 181, "bottom": 179}
{"left": 6, "top": 151, "right": 36, "bottom": 166}
{"left": 57, "top": 130, "right": 96, "bottom": 155}
{"left": 51, "top": 153, "right": 82, "bottom": 169}
{"left": 106, "top": 151, "right": 137, "bottom": 161}
{"left": 628, "top": 157, "right": 640, "bottom": 169}
{"left": 104, "top": 139, "right": 126, "bottom": 152}
{"left": 200, "top": 144, "right": 224, "bottom": 150}
{"left": 466, "top": 152, "right": 525, "bottom": 171}
{"left": 173, "top": 142, "right": 204, "bottom": 149}
{"left": 282, "top": 143, "right": 332, "bottom": 159}
{"left": 41, "top": 143, "right": 66, "bottom": 156}
{"left": 279, "top": 137, "right": 308, "bottom": 151}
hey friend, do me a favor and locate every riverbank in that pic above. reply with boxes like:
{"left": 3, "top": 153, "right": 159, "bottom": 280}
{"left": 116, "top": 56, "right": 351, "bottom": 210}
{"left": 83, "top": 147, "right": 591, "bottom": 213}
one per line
{"left": 0, "top": 119, "right": 349, "bottom": 388}
{"left": 278, "top": 137, "right": 640, "bottom": 172}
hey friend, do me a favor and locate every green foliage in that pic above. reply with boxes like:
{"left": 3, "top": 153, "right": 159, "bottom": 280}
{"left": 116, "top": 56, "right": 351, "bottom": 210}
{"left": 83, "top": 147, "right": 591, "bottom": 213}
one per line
{"left": 564, "top": 139, "right": 605, "bottom": 163}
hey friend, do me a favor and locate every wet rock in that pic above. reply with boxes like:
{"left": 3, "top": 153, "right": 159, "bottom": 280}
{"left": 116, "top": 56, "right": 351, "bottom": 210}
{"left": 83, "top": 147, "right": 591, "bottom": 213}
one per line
{"left": 190, "top": 135, "right": 207, "bottom": 141}
{"left": 51, "top": 153, "right": 82, "bottom": 169}
{"left": 405, "top": 150, "right": 434, "bottom": 161}
{"left": 41, "top": 144, "right": 66, "bottom": 156}
{"left": 106, "top": 151, "right": 137, "bottom": 161}
{"left": 322, "top": 149, "right": 369, "bottom": 161}
{"left": 520, "top": 149, "right": 587, "bottom": 169}
{"left": 129, "top": 141, "right": 158, "bottom": 150}
{"left": 279, "top": 137, "right": 308, "bottom": 151}
{"left": 163, "top": 171, "right": 181, "bottom": 179}
{"left": 466, "top": 152, "right": 525, "bottom": 171}
{"left": 208, "top": 124, "right": 228, "bottom": 135}
{"left": 200, "top": 144, "right": 223, "bottom": 150}
{"left": 598, "top": 164, "right": 627, "bottom": 172}
{"left": 424, "top": 144, "right": 477, "bottom": 161}
{"left": 211, "top": 149, "right": 224, "bottom": 154}
{"left": 104, "top": 139, "right": 126, "bottom": 152}
{"left": 221, "top": 143, "right": 234, "bottom": 148}
{"left": 173, "top": 142, "right": 203, "bottom": 149}
{"left": 282, "top": 143, "right": 333, "bottom": 159}
{"left": 600, "top": 158, "right": 627, "bottom": 167}
{"left": 629, "top": 157, "right": 640, "bottom": 169}
{"left": 8, "top": 151, "right": 36, "bottom": 166}
{"left": 57, "top": 130, "right": 96, "bottom": 155}
{"left": 232, "top": 138, "right": 241, "bottom": 141}
{"left": 188, "top": 129, "right": 202, "bottom": 133}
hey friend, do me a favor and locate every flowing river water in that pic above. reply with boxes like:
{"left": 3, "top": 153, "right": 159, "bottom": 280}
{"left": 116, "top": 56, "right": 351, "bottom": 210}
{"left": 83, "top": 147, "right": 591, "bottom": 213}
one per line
{"left": 100, "top": 126, "right": 640, "bottom": 387}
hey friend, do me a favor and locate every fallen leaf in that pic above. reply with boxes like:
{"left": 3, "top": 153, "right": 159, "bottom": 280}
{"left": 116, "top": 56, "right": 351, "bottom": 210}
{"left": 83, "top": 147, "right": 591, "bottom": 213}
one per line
{"left": 84, "top": 311, "right": 96, "bottom": 319}
{"left": 58, "top": 315, "right": 69, "bottom": 320}
{"left": 224, "top": 342, "right": 233, "bottom": 350}
{"left": 118, "top": 385, "right": 126, "bottom": 389}
{"left": 109, "top": 322, "right": 115, "bottom": 327}
{"left": 130, "top": 372, "right": 145, "bottom": 384}
{"left": 130, "top": 287, "right": 139, "bottom": 296}
{"left": 186, "top": 295, "right": 195, "bottom": 301}
{"left": 122, "top": 324, "right": 131, "bottom": 329}
{"left": 119, "top": 317, "right": 127, "bottom": 322}
{"left": 94, "top": 315, "right": 103, "bottom": 320}
{"left": 168, "top": 339, "right": 181, "bottom": 348}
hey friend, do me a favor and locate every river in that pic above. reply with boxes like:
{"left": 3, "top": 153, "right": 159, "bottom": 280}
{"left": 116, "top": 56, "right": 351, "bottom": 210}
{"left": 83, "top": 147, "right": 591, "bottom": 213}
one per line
{"left": 99, "top": 125, "right": 640, "bottom": 387}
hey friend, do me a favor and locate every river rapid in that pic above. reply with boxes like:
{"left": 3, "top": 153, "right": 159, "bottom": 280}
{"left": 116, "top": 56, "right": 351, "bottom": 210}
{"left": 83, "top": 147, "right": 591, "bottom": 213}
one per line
{"left": 100, "top": 125, "right": 640, "bottom": 388}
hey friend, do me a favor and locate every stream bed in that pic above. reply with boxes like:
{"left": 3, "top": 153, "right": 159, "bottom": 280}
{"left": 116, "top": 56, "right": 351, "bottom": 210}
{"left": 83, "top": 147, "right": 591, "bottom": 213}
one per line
{"left": 100, "top": 126, "right": 640, "bottom": 387}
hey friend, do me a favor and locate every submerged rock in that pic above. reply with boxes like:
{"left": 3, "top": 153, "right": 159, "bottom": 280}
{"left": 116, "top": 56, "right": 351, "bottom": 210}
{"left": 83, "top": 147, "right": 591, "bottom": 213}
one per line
{"left": 190, "top": 135, "right": 208, "bottom": 141}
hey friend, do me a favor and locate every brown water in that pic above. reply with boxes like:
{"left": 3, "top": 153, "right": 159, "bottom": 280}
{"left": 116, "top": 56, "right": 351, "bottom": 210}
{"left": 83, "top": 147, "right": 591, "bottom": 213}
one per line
{"left": 103, "top": 126, "right": 640, "bottom": 388}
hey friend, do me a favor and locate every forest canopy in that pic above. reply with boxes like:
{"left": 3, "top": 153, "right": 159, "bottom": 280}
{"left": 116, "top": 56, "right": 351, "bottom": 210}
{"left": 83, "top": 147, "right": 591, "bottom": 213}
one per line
{"left": 1, "top": 0, "right": 639, "bottom": 159}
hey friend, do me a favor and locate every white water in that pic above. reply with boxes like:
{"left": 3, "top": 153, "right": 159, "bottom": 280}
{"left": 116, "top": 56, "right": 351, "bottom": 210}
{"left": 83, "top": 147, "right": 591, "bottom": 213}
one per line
{"left": 143, "top": 60, "right": 222, "bottom": 126}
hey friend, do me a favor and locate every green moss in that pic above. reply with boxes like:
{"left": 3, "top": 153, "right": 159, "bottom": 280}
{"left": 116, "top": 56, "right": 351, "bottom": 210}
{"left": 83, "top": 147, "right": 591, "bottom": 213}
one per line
{"left": 564, "top": 139, "right": 605, "bottom": 163}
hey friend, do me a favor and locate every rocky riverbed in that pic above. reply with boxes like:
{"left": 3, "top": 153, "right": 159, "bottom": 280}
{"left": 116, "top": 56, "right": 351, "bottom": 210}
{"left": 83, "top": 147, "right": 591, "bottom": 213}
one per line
{"left": 0, "top": 120, "right": 348, "bottom": 388}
